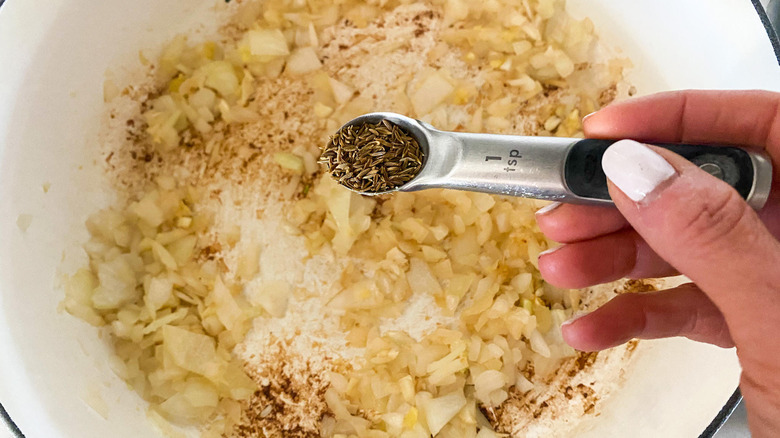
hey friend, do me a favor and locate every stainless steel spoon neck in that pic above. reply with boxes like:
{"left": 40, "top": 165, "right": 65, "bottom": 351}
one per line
{"left": 405, "top": 128, "right": 583, "bottom": 202}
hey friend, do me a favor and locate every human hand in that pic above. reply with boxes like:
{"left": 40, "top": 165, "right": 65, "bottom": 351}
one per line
{"left": 535, "top": 90, "right": 780, "bottom": 437}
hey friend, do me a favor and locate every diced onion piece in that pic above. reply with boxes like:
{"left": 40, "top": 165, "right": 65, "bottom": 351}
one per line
{"left": 487, "top": 97, "right": 513, "bottom": 118}
{"left": 189, "top": 88, "right": 217, "bottom": 111}
{"left": 320, "top": 179, "right": 354, "bottom": 254}
{"left": 274, "top": 152, "right": 305, "bottom": 174}
{"left": 81, "top": 386, "right": 109, "bottom": 419}
{"left": 236, "top": 243, "right": 261, "bottom": 280}
{"left": 427, "top": 343, "right": 467, "bottom": 385}
{"left": 308, "top": 23, "right": 319, "bottom": 47}
{"left": 529, "top": 329, "right": 552, "bottom": 358}
{"left": 142, "top": 307, "right": 187, "bottom": 335}
{"left": 167, "top": 235, "right": 197, "bottom": 265}
{"left": 247, "top": 29, "right": 290, "bottom": 57}
{"left": 61, "top": 269, "right": 103, "bottom": 326}
{"left": 515, "top": 373, "right": 534, "bottom": 393}
{"left": 314, "top": 102, "right": 334, "bottom": 118}
{"left": 476, "top": 428, "right": 500, "bottom": 438}
{"left": 286, "top": 47, "right": 322, "bottom": 75}
{"left": 203, "top": 61, "right": 240, "bottom": 98}
{"left": 513, "top": 40, "right": 533, "bottom": 55}
{"left": 159, "top": 392, "right": 207, "bottom": 422}
{"left": 212, "top": 276, "right": 244, "bottom": 330}
{"left": 223, "top": 360, "right": 258, "bottom": 399}
{"left": 103, "top": 78, "right": 120, "bottom": 103}
{"left": 400, "top": 407, "right": 417, "bottom": 430}
{"left": 382, "top": 411, "right": 404, "bottom": 434}
{"left": 409, "top": 71, "right": 454, "bottom": 116}
{"left": 182, "top": 379, "right": 219, "bottom": 408}
{"left": 407, "top": 258, "right": 443, "bottom": 296}
{"left": 157, "top": 35, "right": 186, "bottom": 81}
{"left": 443, "top": 0, "right": 470, "bottom": 26}
{"left": 544, "top": 115, "right": 562, "bottom": 131}
{"left": 399, "top": 375, "right": 416, "bottom": 403}
{"left": 554, "top": 51, "right": 575, "bottom": 78}
{"left": 485, "top": 116, "right": 510, "bottom": 131}
{"left": 145, "top": 276, "right": 173, "bottom": 312}
{"left": 162, "top": 325, "right": 222, "bottom": 378}
{"left": 91, "top": 255, "right": 140, "bottom": 309}
{"left": 329, "top": 77, "right": 354, "bottom": 105}
{"left": 474, "top": 370, "right": 505, "bottom": 405}
{"left": 247, "top": 279, "right": 291, "bottom": 318}
{"left": 129, "top": 193, "right": 165, "bottom": 228}
{"left": 471, "top": 193, "right": 496, "bottom": 212}
{"left": 420, "top": 390, "right": 467, "bottom": 436}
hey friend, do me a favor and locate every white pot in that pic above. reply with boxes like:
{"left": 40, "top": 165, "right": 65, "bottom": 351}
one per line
{"left": 0, "top": 1, "right": 778, "bottom": 437}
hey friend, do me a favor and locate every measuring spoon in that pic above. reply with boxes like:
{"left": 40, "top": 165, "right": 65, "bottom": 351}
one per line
{"left": 336, "top": 112, "right": 773, "bottom": 209}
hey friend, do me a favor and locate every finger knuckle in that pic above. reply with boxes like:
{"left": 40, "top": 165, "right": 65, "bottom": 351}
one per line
{"left": 676, "top": 187, "right": 749, "bottom": 252}
{"left": 609, "top": 232, "right": 638, "bottom": 278}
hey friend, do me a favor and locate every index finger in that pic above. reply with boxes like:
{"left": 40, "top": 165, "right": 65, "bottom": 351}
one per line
{"left": 583, "top": 90, "right": 780, "bottom": 154}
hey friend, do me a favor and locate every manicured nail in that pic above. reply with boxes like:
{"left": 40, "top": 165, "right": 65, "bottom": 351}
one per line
{"left": 561, "top": 311, "right": 590, "bottom": 328}
{"left": 602, "top": 139, "right": 676, "bottom": 202}
{"left": 535, "top": 202, "right": 562, "bottom": 216}
{"left": 538, "top": 245, "right": 562, "bottom": 257}
{"left": 581, "top": 112, "right": 596, "bottom": 124}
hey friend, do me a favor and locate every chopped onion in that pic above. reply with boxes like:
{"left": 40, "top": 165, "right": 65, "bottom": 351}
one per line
{"left": 247, "top": 279, "right": 291, "bottom": 318}
{"left": 162, "top": 325, "right": 222, "bottom": 378}
{"left": 409, "top": 71, "right": 455, "bottom": 116}
{"left": 246, "top": 28, "right": 290, "bottom": 57}
{"left": 329, "top": 77, "right": 354, "bottom": 105}
{"left": 420, "top": 390, "right": 467, "bottom": 436}
{"left": 285, "top": 47, "right": 322, "bottom": 74}
{"left": 273, "top": 152, "right": 305, "bottom": 174}
{"left": 314, "top": 101, "right": 334, "bottom": 118}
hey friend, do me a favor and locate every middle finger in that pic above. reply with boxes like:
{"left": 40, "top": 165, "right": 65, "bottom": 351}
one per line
{"left": 536, "top": 203, "right": 629, "bottom": 243}
{"left": 538, "top": 229, "right": 679, "bottom": 288}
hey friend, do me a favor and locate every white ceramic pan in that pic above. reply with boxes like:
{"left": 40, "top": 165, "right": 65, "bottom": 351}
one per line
{"left": 1, "top": 1, "right": 779, "bottom": 437}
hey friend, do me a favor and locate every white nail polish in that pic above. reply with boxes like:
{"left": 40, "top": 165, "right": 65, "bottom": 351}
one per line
{"left": 536, "top": 201, "right": 562, "bottom": 216}
{"left": 582, "top": 111, "right": 596, "bottom": 124}
{"left": 538, "top": 245, "right": 562, "bottom": 257}
{"left": 561, "top": 311, "right": 590, "bottom": 327}
{"left": 602, "top": 139, "right": 676, "bottom": 202}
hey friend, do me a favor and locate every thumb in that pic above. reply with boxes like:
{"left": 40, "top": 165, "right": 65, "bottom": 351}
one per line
{"left": 601, "top": 140, "right": 780, "bottom": 346}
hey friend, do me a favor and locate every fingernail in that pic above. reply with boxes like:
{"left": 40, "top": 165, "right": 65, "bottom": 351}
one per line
{"left": 561, "top": 311, "right": 590, "bottom": 328}
{"left": 539, "top": 245, "right": 562, "bottom": 257}
{"left": 535, "top": 202, "right": 562, "bottom": 216}
{"left": 602, "top": 139, "right": 676, "bottom": 202}
{"left": 581, "top": 112, "right": 596, "bottom": 124}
